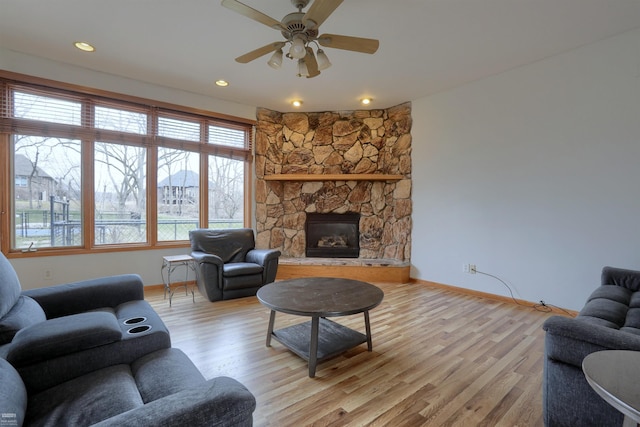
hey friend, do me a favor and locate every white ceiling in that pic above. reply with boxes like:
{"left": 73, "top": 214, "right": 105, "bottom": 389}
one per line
{"left": 2, "top": 0, "right": 640, "bottom": 113}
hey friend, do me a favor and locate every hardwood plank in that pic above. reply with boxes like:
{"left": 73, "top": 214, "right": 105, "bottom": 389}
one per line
{"left": 145, "top": 280, "right": 555, "bottom": 426}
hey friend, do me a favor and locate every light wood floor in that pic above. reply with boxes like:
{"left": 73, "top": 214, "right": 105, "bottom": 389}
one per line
{"left": 146, "top": 281, "right": 556, "bottom": 427}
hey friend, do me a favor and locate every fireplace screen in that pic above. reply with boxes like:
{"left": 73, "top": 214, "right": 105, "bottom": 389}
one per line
{"left": 305, "top": 212, "right": 360, "bottom": 258}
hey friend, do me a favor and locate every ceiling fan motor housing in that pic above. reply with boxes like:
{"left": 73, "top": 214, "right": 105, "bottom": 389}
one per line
{"left": 281, "top": 12, "right": 318, "bottom": 41}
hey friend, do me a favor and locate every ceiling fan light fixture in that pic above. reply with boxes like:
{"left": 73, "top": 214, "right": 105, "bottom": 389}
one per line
{"left": 222, "top": 0, "right": 380, "bottom": 78}
{"left": 297, "top": 59, "right": 309, "bottom": 77}
{"left": 268, "top": 49, "right": 283, "bottom": 69}
{"left": 316, "top": 49, "right": 331, "bottom": 70}
{"left": 289, "top": 36, "right": 307, "bottom": 59}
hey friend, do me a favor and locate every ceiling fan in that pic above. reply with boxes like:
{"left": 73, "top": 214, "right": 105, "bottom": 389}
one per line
{"left": 221, "top": 0, "right": 379, "bottom": 78}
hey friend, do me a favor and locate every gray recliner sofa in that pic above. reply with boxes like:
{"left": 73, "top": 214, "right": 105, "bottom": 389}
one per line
{"left": 0, "top": 252, "right": 257, "bottom": 425}
{"left": 189, "top": 228, "right": 281, "bottom": 302}
{"left": 0, "top": 347, "right": 256, "bottom": 426}
{"left": 0, "top": 252, "right": 171, "bottom": 392}
{"left": 542, "top": 266, "right": 640, "bottom": 426}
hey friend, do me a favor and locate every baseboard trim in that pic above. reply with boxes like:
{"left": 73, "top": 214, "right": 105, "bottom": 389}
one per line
{"left": 411, "top": 278, "right": 577, "bottom": 317}
{"left": 148, "top": 269, "right": 576, "bottom": 316}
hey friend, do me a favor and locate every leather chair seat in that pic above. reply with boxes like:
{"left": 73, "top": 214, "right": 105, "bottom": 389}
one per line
{"left": 224, "top": 262, "right": 263, "bottom": 277}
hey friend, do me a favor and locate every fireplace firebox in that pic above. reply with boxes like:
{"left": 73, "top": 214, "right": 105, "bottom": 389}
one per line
{"left": 305, "top": 213, "right": 360, "bottom": 258}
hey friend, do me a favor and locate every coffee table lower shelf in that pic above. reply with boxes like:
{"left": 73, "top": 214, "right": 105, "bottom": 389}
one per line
{"left": 270, "top": 317, "right": 367, "bottom": 376}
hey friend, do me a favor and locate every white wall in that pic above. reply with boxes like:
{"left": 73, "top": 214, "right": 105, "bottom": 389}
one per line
{"left": 1, "top": 48, "right": 257, "bottom": 289}
{"left": 411, "top": 28, "right": 640, "bottom": 311}
{"left": 0, "top": 48, "right": 256, "bottom": 120}
{"left": 11, "top": 249, "right": 190, "bottom": 290}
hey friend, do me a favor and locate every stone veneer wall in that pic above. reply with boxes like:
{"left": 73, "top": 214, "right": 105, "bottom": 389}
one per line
{"left": 254, "top": 102, "right": 412, "bottom": 262}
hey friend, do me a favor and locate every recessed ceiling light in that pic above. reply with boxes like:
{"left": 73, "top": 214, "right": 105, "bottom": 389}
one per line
{"left": 361, "top": 98, "right": 372, "bottom": 105}
{"left": 292, "top": 100, "right": 303, "bottom": 107}
{"left": 215, "top": 80, "right": 229, "bottom": 87}
{"left": 74, "top": 41, "right": 95, "bottom": 52}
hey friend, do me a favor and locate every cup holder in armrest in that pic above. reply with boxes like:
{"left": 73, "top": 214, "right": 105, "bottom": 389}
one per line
{"left": 127, "top": 325, "right": 152, "bottom": 334}
{"left": 123, "top": 317, "right": 147, "bottom": 325}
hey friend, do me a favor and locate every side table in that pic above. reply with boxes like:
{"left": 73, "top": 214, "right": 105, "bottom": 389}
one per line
{"left": 161, "top": 254, "right": 196, "bottom": 307}
{"left": 582, "top": 350, "right": 640, "bottom": 427}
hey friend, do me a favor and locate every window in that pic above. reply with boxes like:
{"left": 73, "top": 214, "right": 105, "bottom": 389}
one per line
{"left": 0, "top": 75, "right": 253, "bottom": 254}
{"left": 94, "top": 141, "right": 147, "bottom": 245}
{"left": 95, "top": 105, "right": 147, "bottom": 134}
{"left": 208, "top": 155, "right": 244, "bottom": 228}
{"left": 157, "top": 147, "right": 200, "bottom": 241}
{"left": 14, "top": 91, "right": 81, "bottom": 126}
{"left": 13, "top": 135, "right": 82, "bottom": 248}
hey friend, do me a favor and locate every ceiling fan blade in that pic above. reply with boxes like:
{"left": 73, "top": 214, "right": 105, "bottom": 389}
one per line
{"left": 302, "top": 0, "right": 343, "bottom": 29}
{"left": 304, "top": 47, "right": 321, "bottom": 78}
{"left": 221, "top": 0, "right": 284, "bottom": 30}
{"left": 318, "top": 34, "right": 379, "bottom": 54}
{"left": 235, "top": 42, "right": 286, "bottom": 64}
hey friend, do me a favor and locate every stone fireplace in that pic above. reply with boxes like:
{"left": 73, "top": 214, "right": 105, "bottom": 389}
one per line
{"left": 254, "top": 102, "right": 412, "bottom": 264}
{"left": 305, "top": 212, "right": 360, "bottom": 258}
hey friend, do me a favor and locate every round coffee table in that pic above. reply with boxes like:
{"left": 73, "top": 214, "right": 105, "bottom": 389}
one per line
{"left": 257, "top": 277, "right": 384, "bottom": 377}
{"left": 583, "top": 350, "right": 640, "bottom": 426}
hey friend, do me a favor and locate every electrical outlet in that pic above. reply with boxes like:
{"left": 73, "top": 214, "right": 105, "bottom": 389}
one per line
{"left": 463, "top": 264, "right": 477, "bottom": 274}
{"left": 43, "top": 269, "right": 53, "bottom": 280}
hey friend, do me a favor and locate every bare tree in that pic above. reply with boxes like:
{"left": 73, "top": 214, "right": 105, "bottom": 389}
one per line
{"left": 209, "top": 156, "right": 243, "bottom": 219}
{"left": 94, "top": 142, "right": 146, "bottom": 214}
{"left": 14, "top": 135, "right": 80, "bottom": 209}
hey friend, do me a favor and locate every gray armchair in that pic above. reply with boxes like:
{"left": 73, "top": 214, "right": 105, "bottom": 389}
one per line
{"left": 189, "top": 228, "right": 281, "bottom": 302}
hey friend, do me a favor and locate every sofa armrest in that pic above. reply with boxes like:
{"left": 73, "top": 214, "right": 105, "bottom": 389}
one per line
{"left": 601, "top": 266, "right": 640, "bottom": 290}
{"left": 7, "top": 312, "right": 121, "bottom": 367}
{"left": 543, "top": 315, "right": 640, "bottom": 367}
{"left": 23, "top": 274, "right": 144, "bottom": 319}
{"left": 246, "top": 248, "right": 281, "bottom": 266}
{"left": 93, "top": 376, "right": 256, "bottom": 427}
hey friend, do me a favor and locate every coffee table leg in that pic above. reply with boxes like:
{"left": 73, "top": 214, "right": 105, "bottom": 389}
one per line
{"left": 309, "top": 316, "right": 320, "bottom": 378}
{"left": 364, "top": 310, "right": 373, "bottom": 351}
{"left": 266, "top": 310, "right": 276, "bottom": 347}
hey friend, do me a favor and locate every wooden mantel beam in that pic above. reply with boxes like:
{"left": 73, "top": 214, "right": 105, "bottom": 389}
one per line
{"left": 263, "top": 174, "right": 404, "bottom": 182}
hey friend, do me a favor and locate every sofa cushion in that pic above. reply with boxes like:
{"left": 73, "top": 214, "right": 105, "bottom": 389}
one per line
{"left": 585, "top": 285, "right": 632, "bottom": 305}
{"left": 0, "top": 358, "right": 27, "bottom": 427}
{"left": 0, "top": 253, "right": 22, "bottom": 319}
{"left": 8, "top": 311, "right": 121, "bottom": 366}
{"left": 223, "top": 262, "right": 263, "bottom": 278}
{"left": 575, "top": 283, "right": 640, "bottom": 334}
{"left": 26, "top": 364, "right": 143, "bottom": 426}
{"left": 132, "top": 348, "right": 205, "bottom": 403}
{"left": 621, "top": 307, "right": 640, "bottom": 335}
{"left": 579, "top": 298, "right": 628, "bottom": 328}
{"left": 0, "top": 296, "right": 46, "bottom": 345}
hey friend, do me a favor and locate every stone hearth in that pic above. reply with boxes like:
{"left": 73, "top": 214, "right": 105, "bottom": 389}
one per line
{"left": 254, "top": 102, "right": 412, "bottom": 263}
